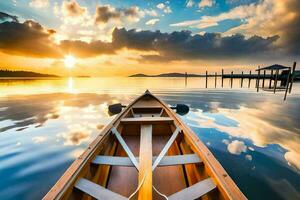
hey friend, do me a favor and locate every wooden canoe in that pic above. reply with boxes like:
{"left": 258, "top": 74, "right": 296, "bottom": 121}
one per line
{"left": 44, "top": 90, "right": 247, "bottom": 200}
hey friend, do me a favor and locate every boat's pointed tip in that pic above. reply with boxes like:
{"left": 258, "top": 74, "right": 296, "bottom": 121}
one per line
{"left": 145, "top": 89, "right": 151, "bottom": 94}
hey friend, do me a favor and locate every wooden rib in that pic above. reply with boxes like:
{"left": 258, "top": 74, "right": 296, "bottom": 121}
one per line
{"left": 121, "top": 117, "right": 173, "bottom": 124}
{"left": 138, "top": 124, "right": 153, "bottom": 200}
{"left": 168, "top": 178, "right": 216, "bottom": 200}
{"left": 75, "top": 178, "right": 127, "bottom": 200}
{"left": 152, "top": 127, "right": 181, "bottom": 171}
{"left": 111, "top": 127, "right": 139, "bottom": 170}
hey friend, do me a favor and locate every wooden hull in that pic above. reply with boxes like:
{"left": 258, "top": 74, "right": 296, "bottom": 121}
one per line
{"left": 44, "top": 91, "right": 247, "bottom": 200}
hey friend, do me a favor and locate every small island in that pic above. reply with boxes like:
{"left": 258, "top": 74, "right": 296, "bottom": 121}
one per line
{"left": 0, "top": 70, "right": 59, "bottom": 77}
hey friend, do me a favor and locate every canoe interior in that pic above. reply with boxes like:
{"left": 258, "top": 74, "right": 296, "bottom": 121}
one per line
{"left": 44, "top": 92, "right": 246, "bottom": 200}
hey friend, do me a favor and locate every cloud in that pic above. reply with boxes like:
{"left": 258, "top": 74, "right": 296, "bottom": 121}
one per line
{"left": 227, "top": 140, "right": 247, "bottom": 155}
{"left": 62, "top": 0, "right": 87, "bottom": 18}
{"left": 0, "top": 13, "right": 279, "bottom": 60}
{"left": 145, "top": 18, "right": 159, "bottom": 26}
{"left": 156, "top": 3, "right": 172, "bottom": 13}
{"left": 0, "top": 20, "right": 61, "bottom": 58}
{"left": 172, "top": 0, "right": 300, "bottom": 55}
{"left": 29, "top": 0, "right": 49, "bottom": 8}
{"left": 112, "top": 28, "right": 278, "bottom": 61}
{"left": 94, "top": 5, "right": 121, "bottom": 24}
{"left": 144, "top": 9, "right": 158, "bottom": 17}
{"left": 61, "top": 0, "right": 88, "bottom": 25}
{"left": 95, "top": 5, "right": 144, "bottom": 24}
{"left": 0, "top": 12, "right": 18, "bottom": 22}
{"left": 198, "top": 0, "right": 215, "bottom": 8}
{"left": 59, "top": 39, "right": 116, "bottom": 57}
{"left": 157, "top": 3, "right": 165, "bottom": 9}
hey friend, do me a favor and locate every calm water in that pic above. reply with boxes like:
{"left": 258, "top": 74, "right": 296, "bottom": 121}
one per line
{"left": 0, "top": 77, "right": 299, "bottom": 200}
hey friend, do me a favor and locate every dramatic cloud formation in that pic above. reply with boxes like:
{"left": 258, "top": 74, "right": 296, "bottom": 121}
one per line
{"left": 0, "top": 20, "right": 61, "bottom": 58}
{"left": 112, "top": 28, "right": 278, "bottom": 61}
{"left": 0, "top": 13, "right": 279, "bottom": 61}
{"left": 172, "top": 0, "right": 300, "bottom": 55}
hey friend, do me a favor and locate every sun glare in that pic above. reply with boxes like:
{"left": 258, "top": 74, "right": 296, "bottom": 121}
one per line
{"left": 64, "top": 55, "right": 76, "bottom": 68}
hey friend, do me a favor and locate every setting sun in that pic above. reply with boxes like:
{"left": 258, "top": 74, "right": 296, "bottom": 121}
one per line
{"left": 64, "top": 55, "right": 76, "bottom": 68}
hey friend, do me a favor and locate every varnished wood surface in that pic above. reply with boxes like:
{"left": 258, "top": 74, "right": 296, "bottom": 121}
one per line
{"left": 107, "top": 136, "right": 187, "bottom": 200}
{"left": 138, "top": 125, "right": 153, "bottom": 200}
{"left": 107, "top": 136, "right": 139, "bottom": 198}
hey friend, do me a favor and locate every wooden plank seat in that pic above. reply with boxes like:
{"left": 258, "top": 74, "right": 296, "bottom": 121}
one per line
{"left": 168, "top": 178, "right": 216, "bottom": 200}
{"left": 75, "top": 178, "right": 127, "bottom": 200}
{"left": 120, "top": 117, "right": 173, "bottom": 124}
{"left": 92, "top": 154, "right": 202, "bottom": 167}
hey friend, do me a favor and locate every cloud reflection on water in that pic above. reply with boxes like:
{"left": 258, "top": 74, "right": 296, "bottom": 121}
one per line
{"left": 0, "top": 93, "right": 122, "bottom": 133}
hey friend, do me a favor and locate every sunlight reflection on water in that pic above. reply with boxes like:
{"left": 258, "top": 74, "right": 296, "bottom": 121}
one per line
{"left": 0, "top": 77, "right": 299, "bottom": 200}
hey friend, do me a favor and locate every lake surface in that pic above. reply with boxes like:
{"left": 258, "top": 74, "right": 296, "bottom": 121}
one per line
{"left": 0, "top": 77, "right": 299, "bottom": 200}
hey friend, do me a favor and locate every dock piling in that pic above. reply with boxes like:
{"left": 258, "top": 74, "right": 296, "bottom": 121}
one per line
{"left": 215, "top": 72, "right": 217, "bottom": 88}
{"left": 269, "top": 70, "right": 273, "bottom": 89}
{"left": 230, "top": 71, "right": 233, "bottom": 88}
{"left": 205, "top": 70, "right": 208, "bottom": 88}
{"left": 221, "top": 69, "right": 224, "bottom": 88}
{"left": 284, "top": 68, "right": 291, "bottom": 100}
{"left": 248, "top": 70, "right": 251, "bottom": 88}
{"left": 241, "top": 71, "right": 244, "bottom": 88}
{"left": 262, "top": 70, "right": 266, "bottom": 88}
{"left": 256, "top": 66, "right": 260, "bottom": 92}
{"left": 274, "top": 69, "right": 279, "bottom": 93}
{"left": 289, "top": 62, "right": 297, "bottom": 93}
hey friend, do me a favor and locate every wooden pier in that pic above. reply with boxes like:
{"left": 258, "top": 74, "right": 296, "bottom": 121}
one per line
{"left": 184, "top": 62, "right": 298, "bottom": 100}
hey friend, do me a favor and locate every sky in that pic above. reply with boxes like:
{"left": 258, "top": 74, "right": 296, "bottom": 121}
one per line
{"left": 0, "top": 0, "right": 299, "bottom": 76}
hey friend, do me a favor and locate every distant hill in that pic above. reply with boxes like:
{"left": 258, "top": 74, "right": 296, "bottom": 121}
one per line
{"left": 129, "top": 73, "right": 204, "bottom": 77}
{"left": 0, "top": 70, "right": 59, "bottom": 77}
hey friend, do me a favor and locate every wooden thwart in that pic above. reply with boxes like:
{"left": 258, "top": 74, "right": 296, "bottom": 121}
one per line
{"left": 75, "top": 178, "right": 127, "bottom": 200}
{"left": 92, "top": 154, "right": 202, "bottom": 167}
{"left": 168, "top": 178, "right": 216, "bottom": 200}
{"left": 121, "top": 117, "right": 173, "bottom": 124}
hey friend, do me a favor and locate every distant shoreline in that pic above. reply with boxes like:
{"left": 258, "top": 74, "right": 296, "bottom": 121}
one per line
{"left": 0, "top": 70, "right": 59, "bottom": 78}
{"left": 129, "top": 73, "right": 219, "bottom": 77}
